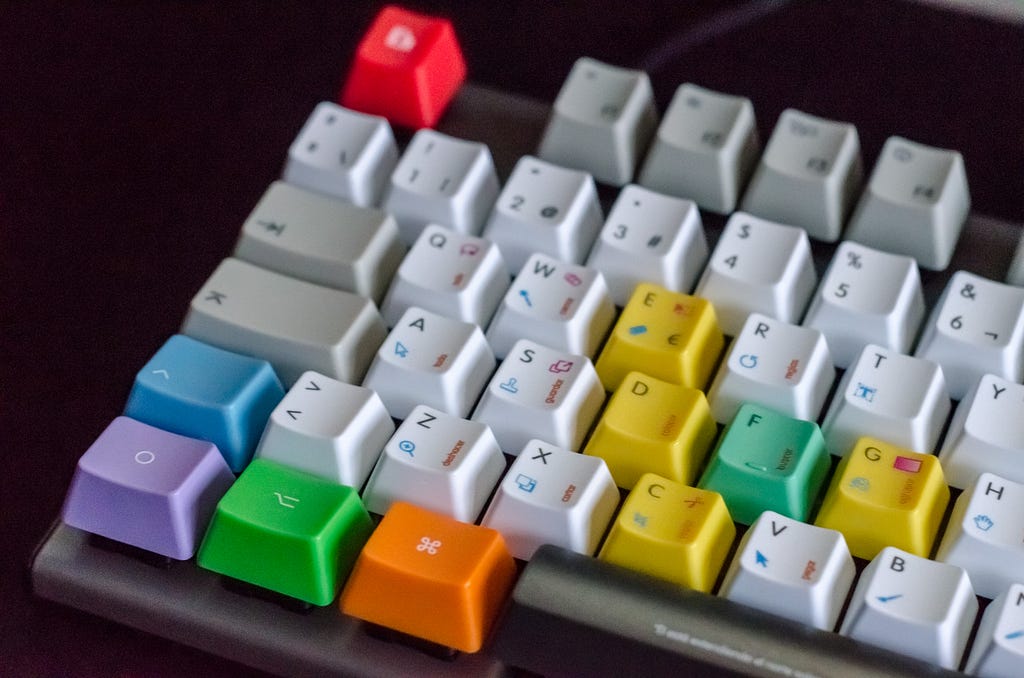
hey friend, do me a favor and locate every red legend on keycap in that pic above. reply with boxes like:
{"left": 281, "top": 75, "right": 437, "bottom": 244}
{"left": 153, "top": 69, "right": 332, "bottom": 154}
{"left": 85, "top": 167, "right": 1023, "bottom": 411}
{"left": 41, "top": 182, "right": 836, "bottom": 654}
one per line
{"left": 341, "top": 5, "right": 467, "bottom": 129}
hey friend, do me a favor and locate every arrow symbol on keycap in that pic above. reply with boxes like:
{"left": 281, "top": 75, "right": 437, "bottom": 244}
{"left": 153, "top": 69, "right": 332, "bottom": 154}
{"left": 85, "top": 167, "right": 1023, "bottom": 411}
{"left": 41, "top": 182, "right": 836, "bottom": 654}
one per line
{"left": 274, "top": 492, "right": 299, "bottom": 508}
{"left": 152, "top": 369, "right": 170, "bottom": 379}
{"left": 258, "top": 220, "right": 286, "bottom": 236}
{"left": 286, "top": 410, "right": 301, "bottom": 420}
{"left": 305, "top": 380, "right": 321, "bottom": 391}
{"left": 876, "top": 594, "right": 903, "bottom": 603}
{"left": 755, "top": 551, "right": 768, "bottom": 567}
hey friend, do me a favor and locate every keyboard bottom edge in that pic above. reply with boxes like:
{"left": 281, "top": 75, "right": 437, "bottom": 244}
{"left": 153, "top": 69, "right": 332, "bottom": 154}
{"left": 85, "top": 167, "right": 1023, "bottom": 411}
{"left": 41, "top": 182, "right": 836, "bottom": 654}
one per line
{"left": 29, "top": 521, "right": 507, "bottom": 678}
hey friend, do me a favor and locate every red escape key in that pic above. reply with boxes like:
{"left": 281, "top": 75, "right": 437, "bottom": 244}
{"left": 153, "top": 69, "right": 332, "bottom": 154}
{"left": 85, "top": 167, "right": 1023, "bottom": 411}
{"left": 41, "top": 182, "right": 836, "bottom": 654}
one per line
{"left": 341, "top": 5, "right": 467, "bottom": 129}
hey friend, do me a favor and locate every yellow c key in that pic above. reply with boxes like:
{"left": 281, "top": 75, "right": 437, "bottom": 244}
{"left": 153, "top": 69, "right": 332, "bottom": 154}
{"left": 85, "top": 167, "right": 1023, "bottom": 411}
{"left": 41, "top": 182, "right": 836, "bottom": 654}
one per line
{"left": 598, "top": 473, "right": 735, "bottom": 592}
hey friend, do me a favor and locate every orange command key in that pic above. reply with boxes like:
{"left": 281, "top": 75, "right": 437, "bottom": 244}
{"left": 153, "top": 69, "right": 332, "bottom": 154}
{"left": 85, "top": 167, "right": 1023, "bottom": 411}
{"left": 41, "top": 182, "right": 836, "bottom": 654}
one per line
{"left": 339, "top": 501, "right": 517, "bottom": 653}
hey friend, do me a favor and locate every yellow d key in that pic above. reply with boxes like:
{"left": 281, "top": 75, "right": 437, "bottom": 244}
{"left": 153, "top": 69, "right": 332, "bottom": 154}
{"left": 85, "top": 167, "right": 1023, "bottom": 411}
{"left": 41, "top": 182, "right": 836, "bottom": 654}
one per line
{"left": 594, "top": 283, "right": 724, "bottom": 392}
{"left": 584, "top": 371, "right": 716, "bottom": 489}
{"left": 814, "top": 437, "right": 949, "bottom": 560}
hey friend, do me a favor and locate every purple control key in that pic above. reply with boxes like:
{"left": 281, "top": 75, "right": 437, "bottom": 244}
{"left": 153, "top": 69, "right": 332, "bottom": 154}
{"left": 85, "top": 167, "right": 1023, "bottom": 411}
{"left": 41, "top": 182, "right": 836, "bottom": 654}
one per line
{"left": 62, "top": 416, "right": 235, "bottom": 559}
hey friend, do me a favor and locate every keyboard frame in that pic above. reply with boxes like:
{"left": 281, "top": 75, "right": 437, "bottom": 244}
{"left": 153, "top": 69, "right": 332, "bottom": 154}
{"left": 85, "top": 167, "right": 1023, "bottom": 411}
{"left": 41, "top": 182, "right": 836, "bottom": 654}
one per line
{"left": 30, "top": 82, "right": 1023, "bottom": 678}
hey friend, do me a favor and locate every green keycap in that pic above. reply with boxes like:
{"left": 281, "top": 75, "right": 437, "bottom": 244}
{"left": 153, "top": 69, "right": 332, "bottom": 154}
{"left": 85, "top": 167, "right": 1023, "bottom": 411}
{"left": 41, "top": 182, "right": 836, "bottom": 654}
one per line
{"left": 197, "top": 459, "right": 373, "bottom": 605}
{"left": 698, "top": 403, "right": 830, "bottom": 524}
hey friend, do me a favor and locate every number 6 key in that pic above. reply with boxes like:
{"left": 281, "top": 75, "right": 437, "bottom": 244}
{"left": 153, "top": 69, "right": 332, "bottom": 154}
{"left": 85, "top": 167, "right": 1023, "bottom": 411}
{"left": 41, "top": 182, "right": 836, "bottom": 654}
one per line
{"left": 913, "top": 271, "right": 1024, "bottom": 400}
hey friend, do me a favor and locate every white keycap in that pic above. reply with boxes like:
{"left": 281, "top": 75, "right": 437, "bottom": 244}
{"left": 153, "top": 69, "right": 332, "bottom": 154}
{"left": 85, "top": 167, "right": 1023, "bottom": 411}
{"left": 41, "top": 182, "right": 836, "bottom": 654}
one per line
{"left": 820, "top": 345, "right": 950, "bottom": 457}
{"left": 361, "top": 405, "right": 506, "bottom": 522}
{"left": 1005, "top": 234, "right": 1024, "bottom": 287}
{"left": 182, "top": 257, "right": 386, "bottom": 387}
{"left": 254, "top": 371, "right": 393, "bottom": 488}
{"left": 472, "top": 339, "right": 605, "bottom": 454}
{"left": 233, "top": 181, "right": 405, "bottom": 304}
{"left": 965, "top": 583, "right": 1024, "bottom": 678}
{"left": 839, "top": 547, "right": 977, "bottom": 670}
{"left": 480, "top": 439, "right": 619, "bottom": 560}
{"left": 694, "top": 211, "right": 816, "bottom": 335}
{"left": 802, "top": 241, "right": 925, "bottom": 368}
{"left": 637, "top": 83, "right": 759, "bottom": 214}
{"left": 362, "top": 307, "right": 495, "bottom": 420}
{"left": 940, "top": 374, "right": 1024, "bottom": 489}
{"left": 537, "top": 57, "right": 658, "bottom": 186}
{"left": 846, "top": 136, "right": 970, "bottom": 271}
{"left": 282, "top": 102, "right": 398, "bottom": 207}
{"left": 383, "top": 129, "right": 500, "bottom": 243}
{"left": 486, "top": 253, "right": 615, "bottom": 360}
{"left": 936, "top": 473, "right": 1024, "bottom": 599}
{"left": 718, "top": 511, "right": 855, "bottom": 631}
{"left": 706, "top": 313, "right": 835, "bottom": 424}
{"left": 482, "top": 155, "right": 603, "bottom": 273}
{"left": 585, "top": 184, "right": 707, "bottom": 305}
{"left": 914, "top": 271, "right": 1024, "bottom": 400}
{"left": 740, "top": 109, "right": 862, "bottom": 242}
{"left": 379, "top": 224, "right": 509, "bottom": 329}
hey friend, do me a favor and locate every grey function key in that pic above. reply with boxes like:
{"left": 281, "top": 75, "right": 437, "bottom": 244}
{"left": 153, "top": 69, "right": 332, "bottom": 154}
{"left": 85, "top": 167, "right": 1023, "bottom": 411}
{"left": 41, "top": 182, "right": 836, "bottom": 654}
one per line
{"left": 182, "top": 257, "right": 387, "bottom": 387}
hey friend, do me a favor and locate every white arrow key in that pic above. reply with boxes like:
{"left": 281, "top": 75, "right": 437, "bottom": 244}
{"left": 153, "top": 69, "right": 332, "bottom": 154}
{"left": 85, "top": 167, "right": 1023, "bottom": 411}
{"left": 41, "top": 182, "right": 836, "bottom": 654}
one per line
{"left": 282, "top": 101, "right": 398, "bottom": 208}
{"left": 253, "top": 371, "right": 394, "bottom": 488}
{"left": 965, "top": 583, "right": 1024, "bottom": 678}
{"left": 839, "top": 546, "right": 978, "bottom": 670}
{"left": 361, "top": 405, "right": 506, "bottom": 522}
{"left": 480, "top": 439, "right": 619, "bottom": 560}
{"left": 718, "top": 511, "right": 855, "bottom": 631}
{"left": 940, "top": 374, "right": 1024, "bottom": 489}
{"left": 472, "top": 339, "right": 605, "bottom": 454}
{"left": 362, "top": 307, "right": 495, "bottom": 420}
{"left": 705, "top": 313, "right": 835, "bottom": 424}
{"left": 935, "top": 473, "right": 1024, "bottom": 599}
{"left": 485, "top": 253, "right": 615, "bottom": 359}
{"left": 820, "top": 344, "right": 950, "bottom": 456}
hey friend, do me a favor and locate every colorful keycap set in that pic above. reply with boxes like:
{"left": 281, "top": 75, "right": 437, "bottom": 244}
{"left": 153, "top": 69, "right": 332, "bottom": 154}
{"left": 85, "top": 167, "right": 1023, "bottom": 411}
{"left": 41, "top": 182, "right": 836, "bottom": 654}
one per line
{"left": 32, "top": 6, "right": 1024, "bottom": 678}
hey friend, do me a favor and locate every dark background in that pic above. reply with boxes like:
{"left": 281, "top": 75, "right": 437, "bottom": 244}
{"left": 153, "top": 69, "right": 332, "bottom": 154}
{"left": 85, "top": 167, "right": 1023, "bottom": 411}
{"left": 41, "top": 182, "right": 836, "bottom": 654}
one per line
{"left": 2, "top": 2, "right": 1022, "bottom": 675}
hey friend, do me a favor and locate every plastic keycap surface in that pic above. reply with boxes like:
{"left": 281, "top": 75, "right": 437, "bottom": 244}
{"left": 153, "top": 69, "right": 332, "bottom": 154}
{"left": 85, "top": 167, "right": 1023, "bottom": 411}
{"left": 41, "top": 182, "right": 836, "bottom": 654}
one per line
{"left": 340, "top": 5, "right": 466, "bottom": 129}
{"left": 197, "top": 459, "right": 373, "bottom": 606}
{"left": 62, "top": 416, "right": 235, "bottom": 560}
{"left": 340, "top": 501, "right": 517, "bottom": 653}
{"left": 698, "top": 403, "right": 830, "bottom": 524}
{"left": 123, "top": 334, "right": 285, "bottom": 472}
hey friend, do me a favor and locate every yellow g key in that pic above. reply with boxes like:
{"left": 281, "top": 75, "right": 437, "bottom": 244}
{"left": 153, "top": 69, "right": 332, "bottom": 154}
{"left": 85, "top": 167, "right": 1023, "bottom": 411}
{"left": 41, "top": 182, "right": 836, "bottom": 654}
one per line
{"left": 814, "top": 437, "right": 949, "bottom": 560}
{"left": 594, "top": 283, "right": 724, "bottom": 392}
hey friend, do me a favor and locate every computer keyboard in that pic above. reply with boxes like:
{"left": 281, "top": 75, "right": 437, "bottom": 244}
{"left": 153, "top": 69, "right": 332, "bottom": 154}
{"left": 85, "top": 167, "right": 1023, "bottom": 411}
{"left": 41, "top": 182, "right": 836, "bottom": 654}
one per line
{"left": 29, "top": 5, "right": 1024, "bottom": 677}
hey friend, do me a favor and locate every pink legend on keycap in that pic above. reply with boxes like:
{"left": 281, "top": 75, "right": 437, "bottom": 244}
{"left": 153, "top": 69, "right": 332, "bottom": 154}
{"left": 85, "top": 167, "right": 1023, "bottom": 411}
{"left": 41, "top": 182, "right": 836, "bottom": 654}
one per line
{"left": 893, "top": 456, "right": 922, "bottom": 473}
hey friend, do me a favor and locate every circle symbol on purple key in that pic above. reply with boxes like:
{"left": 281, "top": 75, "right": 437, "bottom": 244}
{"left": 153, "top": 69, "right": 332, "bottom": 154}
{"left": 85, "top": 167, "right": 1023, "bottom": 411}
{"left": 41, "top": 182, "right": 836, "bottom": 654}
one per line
{"left": 134, "top": 450, "right": 156, "bottom": 465}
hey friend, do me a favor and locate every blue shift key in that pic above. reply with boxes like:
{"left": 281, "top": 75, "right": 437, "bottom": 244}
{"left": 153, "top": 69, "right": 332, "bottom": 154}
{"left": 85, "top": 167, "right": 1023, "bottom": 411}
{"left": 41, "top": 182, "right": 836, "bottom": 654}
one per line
{"left": 125, "top": 335, "right": 285, "bottom": 472}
